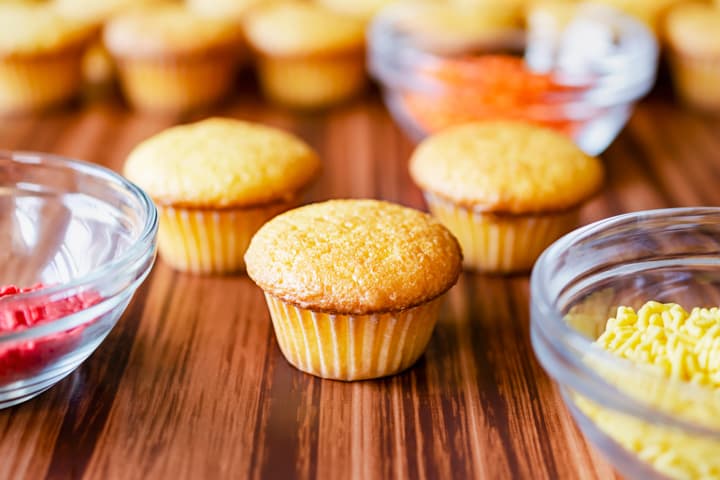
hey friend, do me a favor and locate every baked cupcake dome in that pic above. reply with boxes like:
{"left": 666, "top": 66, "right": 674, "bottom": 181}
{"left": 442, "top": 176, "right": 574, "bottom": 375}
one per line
{"left": 393, "top": 0, "right": 523, "bottom": 51}
{"left": 185, "top": 0, "right": 274, "bottom": 19}
{"left": 593, "top": 0, "right": 689, "bottom": 36}
{"left": 104, "top": 4, "right": 245, "bottom": 112}
{"left": 314, "top": 0, "right": 397, "bottom": 21}
{"left": 53, "top": 0, "right": 167, "bottom": 22}
{"left": 410, "top": 121, "right": 604, "bottom": 273}
{"left": 243, "top": 2, "right": 367, "bottom": 109}
{"left": 124, "top": 117, "right": 320, "bottom": 273}
{"left": 0, "top": 4, "right": 97, "bottom": 114}
{"left": 245, "top": 199, "right": 462, "bottom": 380}
{"left": 665, "top": 3, "right": 720, "bottom": 113}
{"left": 53, "top": 0, "right": 169, "bottom": 86}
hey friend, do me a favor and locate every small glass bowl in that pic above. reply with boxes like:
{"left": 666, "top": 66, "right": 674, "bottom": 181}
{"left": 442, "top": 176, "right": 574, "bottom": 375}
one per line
{"left": 0, "top": 151, "right": 158, "bottom": 408}
{"left": 531, "top": 208, "right": 720, "bottom": 480}
{"left": 368, "top": 1, "right": 659, "bottom": 155}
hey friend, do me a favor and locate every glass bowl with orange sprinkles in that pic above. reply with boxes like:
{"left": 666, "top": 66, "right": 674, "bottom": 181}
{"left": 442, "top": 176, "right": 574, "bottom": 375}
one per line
{"left": 368, "top": 1, "right": 659, "bottom": 155}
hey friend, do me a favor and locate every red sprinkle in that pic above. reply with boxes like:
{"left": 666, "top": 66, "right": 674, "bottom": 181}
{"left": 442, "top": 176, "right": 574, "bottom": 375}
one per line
{"left": 0, "top": 284, "right": 102, "bottom": 384}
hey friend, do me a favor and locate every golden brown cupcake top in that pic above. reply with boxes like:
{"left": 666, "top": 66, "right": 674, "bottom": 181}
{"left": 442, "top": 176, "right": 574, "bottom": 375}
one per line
{"left": 0, "top": 4, "right": 97, "bottom": 57}
{"left": 666, "top": 3, "right": 720, "bottom": 57}
{"left": 245, "top": 199, "right": 463, "bottom": 315}
{"left": 594, "top": 0, "right": 687, "bottom": 34}
{"left": 53, "top": 0, "right": 165, "bottom": 23}
{"left": 314, "top": 0, "right": 396, "bottom": 21}
{"left": 123, "top": 118, "right": 320, "bottom": 208}
{"left": 186, "top": 0, "right": 272, "bottom": 19}
{"left": 243, "top": 2, "right": 366, "bottom": 57}
{"left": 103, "top": 4, "right": 245, "bottom": 58}
{"left": 410, "top": 121, "right": 604, "bottom": 214}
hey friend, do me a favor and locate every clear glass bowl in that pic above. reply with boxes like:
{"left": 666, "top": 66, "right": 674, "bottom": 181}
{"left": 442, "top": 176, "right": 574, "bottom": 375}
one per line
{"left": 368, "top": 1, "right": 659, "bottom": 155}
{"left": 0, "top": 151, "right": 158, "bottom": 408}
{"left": 531, "top": 208, "right": 720, "bottom": 480}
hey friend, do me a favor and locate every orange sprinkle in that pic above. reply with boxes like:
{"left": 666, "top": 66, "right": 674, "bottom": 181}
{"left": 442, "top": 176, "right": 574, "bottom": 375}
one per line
{"left": 403, "top": 54, "right": 595, "bottom": 136}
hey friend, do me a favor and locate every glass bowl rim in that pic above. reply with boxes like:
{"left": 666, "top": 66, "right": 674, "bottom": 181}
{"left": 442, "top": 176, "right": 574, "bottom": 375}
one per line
{"left": 0, "top": 150, "right": 158, "bottom": 341}
{"left": 532, "top": 207, "right": 720, "bottom": 437}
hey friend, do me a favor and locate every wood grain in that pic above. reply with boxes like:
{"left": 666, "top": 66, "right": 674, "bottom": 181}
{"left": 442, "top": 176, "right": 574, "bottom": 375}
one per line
{"left": 0, "top": 81, "right": 718, "bottom": 480}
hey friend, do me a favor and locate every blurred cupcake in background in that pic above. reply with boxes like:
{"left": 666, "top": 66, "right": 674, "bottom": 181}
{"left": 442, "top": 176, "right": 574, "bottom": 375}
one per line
{"left": 314, "top": 0, "right": 397, "bottom": 22}
{"left": 243, "top": 2, "right": 367, "bottom": 109}
{"left": 184, "top": 0, "right": 286, "bottom": 74}
{"left": 449, "top": 0, "right": 528, "bottom": 23}
{"left": 104, "top": 4, "right": 245, "bottom": 113}
{"left": 591, "top": 0, "right": 695, "bottom": 38}
{"left": 185, "top": 0, "right": 275, "bottom": 20}
{"left": 54, "top": 0, "right": 166, "bottom": 19}
{"left": 0, "top": 4, "right": 96, "bottom": 114}
{"left": 53, "top": 0, "right": 168, "bottom": 86}
{"left": 665, "top": 2, "right": 720, "bottom": 113}
{"left": 393, "top": 0, "right": 524, "bottom": 52}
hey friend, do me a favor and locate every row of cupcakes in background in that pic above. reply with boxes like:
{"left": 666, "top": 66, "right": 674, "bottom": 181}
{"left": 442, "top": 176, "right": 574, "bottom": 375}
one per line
{"left": 121, "top": 116, "right": 603, "bottom": 380}
{"left": 0, "top": 0, "right": 382, "bottom": 114}
{"left": 2, "top": 0, "right": 720, "bottom": 116}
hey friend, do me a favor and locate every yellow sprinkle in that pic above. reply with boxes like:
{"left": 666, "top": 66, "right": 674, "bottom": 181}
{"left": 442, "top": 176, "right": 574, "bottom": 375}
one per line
{"left": 702, "top": 324, "right": 720, "bottom": 342}
{"left": 588, "top": 301, "right": 720, "bottom": 479}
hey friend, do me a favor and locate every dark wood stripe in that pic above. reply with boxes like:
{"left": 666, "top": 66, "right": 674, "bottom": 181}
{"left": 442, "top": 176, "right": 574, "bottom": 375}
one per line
{"left": 400, "top": 372, "right": 423, "bottom": 480}
{"left": 44, "top": 269, "right": 155, "bottom": 480}
{"left": 256, "top": 349, "right": 304, "bottom": 479}
{"left": 432, "top": 311, "right": 476, "bottom": 480}
{"left": 464, "top": 276, "right": 522, "bottom": 479}
{"left": 247, "top": 322, "right": 276, "bottom": 480}
{"left": 507, "top": 280, "right": 561, "bottom": 480}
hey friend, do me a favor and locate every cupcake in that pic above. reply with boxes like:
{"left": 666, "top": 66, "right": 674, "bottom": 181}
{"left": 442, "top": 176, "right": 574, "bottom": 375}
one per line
{"left": 53, "top": 0, "right": 167, "bottom": 86}
{"left": 593, "top": 0, "right": 690, "bottom": 36}
{"left": 185, "top": 0, "right": 273, "bottom": 20}
{"left": 0, "top": 4, "right": 96, "bottom": 114}
{"left": 104, "top": 4, "right": 245, "bottom": 112}
{"left": 314, "top": 0, "right": 396, "bottom": 22}
{"left": 665, "top": 3, "right": 720, "bottom": 113}
{"left": 409, "top": 121, "right": 604, "bottom": 273}
{"left": 54, "top": 0, "right": 166, "bottom": 19}
{"left": 243, "top": 2, "right": 367, "bottom": 109}
{"left": 394, "top": 1, "right": 524, "bottom": 52}
{"left": 123, "top": 118, "right": 320, "bottom": 274}
{"left": 245, "top": 199, "right": 462, "bottom": 381}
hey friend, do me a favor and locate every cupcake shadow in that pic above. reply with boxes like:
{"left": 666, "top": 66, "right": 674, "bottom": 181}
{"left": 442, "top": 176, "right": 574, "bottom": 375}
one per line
{"left": 414, "top": 273, "right": 535, "bottom": 392}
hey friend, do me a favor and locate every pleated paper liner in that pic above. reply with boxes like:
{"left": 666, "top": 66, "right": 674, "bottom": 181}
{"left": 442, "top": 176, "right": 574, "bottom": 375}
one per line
{"left": 0, "top": 50, "right": 84, "bottom": 114}
{"left": 157, "top": 200, "right": 292, "bottom": 274}
{"left": 257, "top": 51, "right": 367, "bottom": 108}
{"left": 115, "top": 51, "right": 238, "bottom": 112}
{"left": 264, "top": 293, "right": 443, "bottom": 381}
{"left": 424, "top": 193, "right": 578, "bottom": 273}
{"left": 668, "top": 50, "right": 720, "bottom": 113}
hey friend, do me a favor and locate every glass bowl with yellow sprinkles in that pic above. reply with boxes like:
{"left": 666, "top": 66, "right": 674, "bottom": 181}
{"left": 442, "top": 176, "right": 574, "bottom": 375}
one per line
{"left": 532, "top": 208, "right": 720, "bottom": 480}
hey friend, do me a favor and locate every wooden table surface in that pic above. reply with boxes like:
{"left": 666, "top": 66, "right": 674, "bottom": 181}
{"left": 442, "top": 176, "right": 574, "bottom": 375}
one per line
{"left": 0, "top": 81, "right": 718, "bottom": 480}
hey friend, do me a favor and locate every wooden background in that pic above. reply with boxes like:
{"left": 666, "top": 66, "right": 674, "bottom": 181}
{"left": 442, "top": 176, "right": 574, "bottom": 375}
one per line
{"left": 0, "top": 78, "right": 718, "bottom": 480}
